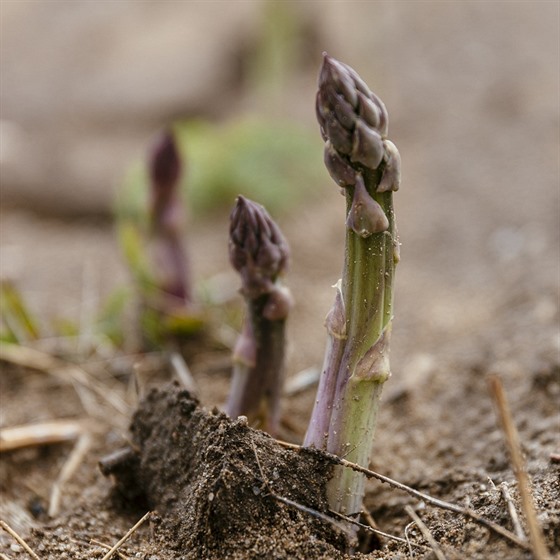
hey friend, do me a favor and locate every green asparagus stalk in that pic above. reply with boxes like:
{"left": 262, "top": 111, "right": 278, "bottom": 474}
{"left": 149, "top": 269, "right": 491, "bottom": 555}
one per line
{"left": 226, "top": 196, "right": 292, "bottom": 435}
{"left": 304, "top": 54, "right": 401, "bottom": 516}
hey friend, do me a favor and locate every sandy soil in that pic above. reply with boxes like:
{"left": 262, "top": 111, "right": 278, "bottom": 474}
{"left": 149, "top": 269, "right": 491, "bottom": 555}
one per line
{"left": 0, "top": 180, "right": 558, "bottom": 558}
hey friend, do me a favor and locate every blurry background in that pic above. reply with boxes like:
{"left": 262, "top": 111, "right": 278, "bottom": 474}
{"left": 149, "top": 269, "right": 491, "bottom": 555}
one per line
{"left": 1, "top": 1, "right": 558, "bottom": 379}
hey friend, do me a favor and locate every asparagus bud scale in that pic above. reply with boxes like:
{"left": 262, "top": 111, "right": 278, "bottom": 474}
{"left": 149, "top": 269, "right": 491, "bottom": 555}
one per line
{"left": 304, "top": 54, "right": 401, "bottom": 516}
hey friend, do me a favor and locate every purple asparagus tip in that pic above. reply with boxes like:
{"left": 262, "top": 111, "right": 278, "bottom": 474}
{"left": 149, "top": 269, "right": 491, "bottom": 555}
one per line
{"left": 148, "top": 129, "right": 183, "bottom": 234}
{"left": 229, "top": 196, "right": 290, "bottom": 299}
{"left": 316, "top": 54, "right": 400, "bottom": 193}
{"left": 316, "top": 54, "right": 401, "bottom": 237}
{"left": 149, "top": 130, "right": 181, "bottom": 194}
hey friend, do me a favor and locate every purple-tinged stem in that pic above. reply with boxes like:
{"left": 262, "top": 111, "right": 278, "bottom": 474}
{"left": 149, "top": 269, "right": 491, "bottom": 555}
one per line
{"left": 148, "top": 130, "right": 192, "bottom": 309}
{"left": 226, "top": 196, "right": 292, "bottom": 436}
{"left": 304, "top": 54, "right": 401, "bottom": 517}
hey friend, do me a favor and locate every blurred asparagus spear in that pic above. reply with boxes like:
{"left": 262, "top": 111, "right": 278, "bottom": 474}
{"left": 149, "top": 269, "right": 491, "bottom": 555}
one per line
{"left": 304, "top": 54, "right": 401, "bottom": 516}
{"left": 118, "top": 129, "right": 203, "bottom": 346}
{"left": 148, "top": 130, "right": 192, "bottom": 311}
{"left": 226, "top": 196, "right": 292, "bottom": 435}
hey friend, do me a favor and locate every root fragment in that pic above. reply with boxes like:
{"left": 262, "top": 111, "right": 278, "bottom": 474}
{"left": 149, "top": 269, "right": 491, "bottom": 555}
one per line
{"left": 99, "top": 511, "right": 151, "bottom": 560}
{"left": 276, "top": 439, "right": 531, "bottom": 551}
{"left": 48, "top": 433, "right": 92, "bottom": 517}
{"left": 489, "top": 375, "right": 551, "bottom": 560}
{"left": 500, "top": 482, "right": 526, "bottom": 541}
{"left": 0, "top": 520, "right": 41, "bottom": 560}
{"left": 405, "top": 505, "right": 447, "bottom": 560}
{"left": 0, "top": 420, "right": 83, "bottom": 452}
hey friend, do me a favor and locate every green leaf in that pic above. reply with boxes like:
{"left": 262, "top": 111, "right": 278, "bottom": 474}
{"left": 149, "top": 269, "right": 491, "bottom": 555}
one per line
{"left": 0, "top": 280, "right": 40, "bottom": 343}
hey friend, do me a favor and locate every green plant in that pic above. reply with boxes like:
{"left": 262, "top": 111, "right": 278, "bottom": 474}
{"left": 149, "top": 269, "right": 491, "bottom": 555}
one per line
{"left": 0, "top": 280, "right": 40, "bottom": 343}
{"left": 304, "top": 54, "right": 401, "bottom": 516}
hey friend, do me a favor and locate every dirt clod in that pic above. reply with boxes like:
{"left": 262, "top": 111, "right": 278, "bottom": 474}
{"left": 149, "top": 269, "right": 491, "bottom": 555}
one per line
{"left": 110, "top": 383, "right": 349, "bottom": 559}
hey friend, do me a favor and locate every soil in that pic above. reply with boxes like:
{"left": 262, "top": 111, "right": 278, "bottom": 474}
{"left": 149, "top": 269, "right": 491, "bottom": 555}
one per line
{"left": 1, "top": 4, "right": 559, "bottom": 554}
{"left": 0, "top": 207, "right": 558, "bottom": 559}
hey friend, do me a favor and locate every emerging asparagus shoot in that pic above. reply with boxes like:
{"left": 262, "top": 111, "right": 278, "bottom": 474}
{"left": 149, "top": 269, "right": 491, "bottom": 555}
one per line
{"left": 148, "top": 129, "right": 192, "bottom": 312}
{"left": 304, "top": 54, "right": 401, "bottom": 516}
{"left": 226, "top": 196, "right": 292, "bottom": 436}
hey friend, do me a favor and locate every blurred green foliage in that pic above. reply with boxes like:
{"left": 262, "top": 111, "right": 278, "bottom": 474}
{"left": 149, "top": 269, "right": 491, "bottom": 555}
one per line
{"left": 117, "top": 117, "right": 324, "bottom": 222}
{"left": 95, "top": 286, "right": 132, "bottom": 348}
{"left": 116, "top": 219, "right": 205, "bottom": 348}
{"left": 0, "top": 280, "right": 40, "bottom": 343}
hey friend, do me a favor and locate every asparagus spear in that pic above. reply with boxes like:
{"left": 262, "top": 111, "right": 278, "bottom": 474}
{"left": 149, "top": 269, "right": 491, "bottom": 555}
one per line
{"left": 148, "top": 130, "right": 192, "bottom": 310}
{"left": 304, "top": 54, "right": 401, "bottom": 516}
{"left": 226, "top": 196, "right": 292, "bottom": 435}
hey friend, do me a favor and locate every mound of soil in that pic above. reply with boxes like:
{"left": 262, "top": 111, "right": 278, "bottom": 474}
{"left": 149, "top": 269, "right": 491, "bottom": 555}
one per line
{"left": 106, "top": 384, "right": 349, "bottom": 560}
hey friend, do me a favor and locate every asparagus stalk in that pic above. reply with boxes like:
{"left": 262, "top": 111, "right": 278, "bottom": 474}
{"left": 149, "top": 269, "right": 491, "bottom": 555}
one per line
{"left": 148, "top": 129, "right": 192, "bottom": 311}
{"left": 304, "top": 54, "right": 401, "bottom": 516}
{"left": 226, "top": 196, "right": 292, "bottom": 435}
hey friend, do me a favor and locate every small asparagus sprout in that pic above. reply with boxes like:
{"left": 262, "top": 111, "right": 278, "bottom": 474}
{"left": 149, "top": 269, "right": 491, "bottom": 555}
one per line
{"left": 226, "top": 196, "right": 292, "bottom": 435}
{"left": 304, "top": 54, "right": 401, "bottom": 516}
{"left": 148, "top": 130, "right": 192, "bottom": 311}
